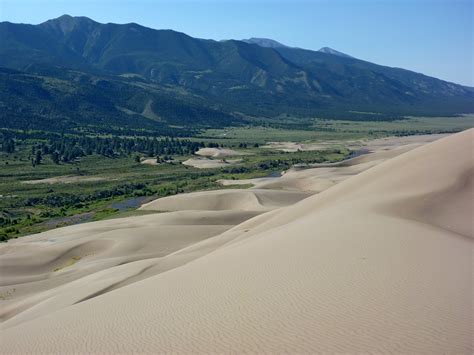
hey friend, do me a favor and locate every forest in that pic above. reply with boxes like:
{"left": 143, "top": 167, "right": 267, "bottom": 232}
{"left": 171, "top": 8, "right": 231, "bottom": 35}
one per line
{"left": 1, "top": 130, "right": 218, "bottom": 165}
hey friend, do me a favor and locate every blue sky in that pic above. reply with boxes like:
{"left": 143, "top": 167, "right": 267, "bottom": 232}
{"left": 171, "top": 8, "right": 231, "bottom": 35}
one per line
{"left": 1, "top": 0, "right": 472, "bottom": 86}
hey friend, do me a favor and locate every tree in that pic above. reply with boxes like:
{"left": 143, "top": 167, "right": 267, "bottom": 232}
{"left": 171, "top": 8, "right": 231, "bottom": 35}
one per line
{"left": 51, "top": 151, "right": 60, "bottom": 164}
{"left": 34, "top": 150, "right": 42, "bottom": 165}
{"left": 134, "top": 155, "right": 141, "bottom": 163}
{"left": 1, "top": 138, "right": 15, "bottom": 153}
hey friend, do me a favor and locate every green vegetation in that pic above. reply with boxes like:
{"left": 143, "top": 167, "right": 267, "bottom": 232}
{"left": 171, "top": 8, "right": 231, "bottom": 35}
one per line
{"left": 0, "top": 129, "right": 352, "bottom": 241}
{"left": 0, "top": 67, "right": 238, "bottom": 135}
{"left": 2, "top": 131, "right": 215, "bottom": 164}
{"left": 200, "top": 115, "right": 474, "bottom": 145}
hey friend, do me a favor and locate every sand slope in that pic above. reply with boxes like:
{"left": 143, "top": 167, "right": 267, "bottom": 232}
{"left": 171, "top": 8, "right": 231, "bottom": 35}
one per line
{"left": 183, "top": 148, "right": 248, "bottom": 168}
{"left": 0, "top": 210, "right": 260, "bottom": 328}
{"left": 218, "top": 143, "right": 422, "bottom": 192}
{"left": 140, "top": 188, "right": 313, "bottom": 212}
{"left": 0, "top": 188, "right": 310, "bottom": 328}
{"left": 1, "top": 131, "right": 472, "bottom": 353}
{"left": 195, "top": 147, "right": 248, "bottom": 158}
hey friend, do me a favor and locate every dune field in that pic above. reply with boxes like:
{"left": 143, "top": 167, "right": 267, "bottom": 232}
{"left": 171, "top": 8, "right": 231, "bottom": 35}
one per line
{"left": 0, "top": 130, "right": 472, "bottom": 353}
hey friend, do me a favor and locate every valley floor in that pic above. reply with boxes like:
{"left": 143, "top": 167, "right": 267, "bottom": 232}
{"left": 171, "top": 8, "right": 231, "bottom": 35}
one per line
{"left": 0, "top": 130, "right": 473, "bottom": 353}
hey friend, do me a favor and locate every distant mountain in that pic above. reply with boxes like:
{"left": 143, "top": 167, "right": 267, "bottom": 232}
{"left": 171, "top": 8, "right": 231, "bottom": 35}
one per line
{"left": 0, "top": 14, "right": 473, "bottom": 130}
{"left": 242, "top": 40, "right": 354, "bottom": 59}
{"left": 0, "top": 66, "right": 239, "bottom": 133}
{"left": 318, "top": 47, "right": 353, "bottom": 58}
{"left": 242, "top": 38, "right": 289, "bottom": 48}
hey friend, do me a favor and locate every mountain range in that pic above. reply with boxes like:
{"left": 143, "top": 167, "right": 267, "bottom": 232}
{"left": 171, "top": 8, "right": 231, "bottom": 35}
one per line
{"left": 242, "top": 38, "right": 353, "bottom": 59}
{"left": 1, "top": 15, "right": 473, "bottom": 133}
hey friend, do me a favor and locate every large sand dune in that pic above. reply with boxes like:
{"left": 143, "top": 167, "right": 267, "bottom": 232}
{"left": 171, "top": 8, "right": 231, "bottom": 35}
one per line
{"left": 0, "top": 209, "right": 263, "bottom": 328}
{"left": 140, "top": 188, "right": 313, "bottom": 212}
{"left": 0, "top": 131, "right": 472, "bottom": 353}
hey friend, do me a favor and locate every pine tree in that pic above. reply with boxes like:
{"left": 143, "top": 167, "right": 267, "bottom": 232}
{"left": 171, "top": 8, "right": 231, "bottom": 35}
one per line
{"left": 2, "top": 138, "right": 15, "bottom": 153}
{"left": 35, "top": 150, "right": 42, "bottom": 165}
{"left": 51, "top": 151, "right": 60, "bottom": 164}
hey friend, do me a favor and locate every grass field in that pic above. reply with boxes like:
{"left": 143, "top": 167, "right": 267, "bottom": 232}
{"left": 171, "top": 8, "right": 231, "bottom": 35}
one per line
{"left": 200, "top": 115, "right": 474, "bottom": 145}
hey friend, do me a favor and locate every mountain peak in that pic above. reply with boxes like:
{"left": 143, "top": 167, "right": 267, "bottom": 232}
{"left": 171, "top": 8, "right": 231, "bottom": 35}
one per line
{"left": 242, "top": 37, "right": 289, "bottom": 48}
{"left": 318, "top": 47, "right": 353, "bottom": 58}
{"left": 40, "top": 15, "right": 98, "bottom": 34}
{"left": 43, "top": 14, "right": 97, "bottom": 24}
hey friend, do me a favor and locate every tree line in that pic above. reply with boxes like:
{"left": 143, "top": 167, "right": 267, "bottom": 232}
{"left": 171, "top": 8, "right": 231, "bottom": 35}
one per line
{"left": 2, "top": 131, "right": 223, "bottom": 164}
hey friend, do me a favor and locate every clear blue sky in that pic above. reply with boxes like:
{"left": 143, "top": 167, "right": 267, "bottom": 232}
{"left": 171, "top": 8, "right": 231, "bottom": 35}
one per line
{"left": 1, "top": 0, "right": 472, "bottom": 86}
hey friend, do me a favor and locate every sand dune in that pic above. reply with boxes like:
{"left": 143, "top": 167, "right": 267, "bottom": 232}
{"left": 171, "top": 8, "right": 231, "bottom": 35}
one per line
{"left": 0, "top": 187, "right": 310, "bottom": 327}
{"left": 0, "top": 210, "right": 261, "bottom": 328}
{"left": 219, "top": 162, "right": 372, "bottom": 192}
{"left": 195, "top": 147, "right": 248, "bottom": 158}
{"left": 219, "top": 141, "right": 426, "bottom": 192}
{"left": 183, "top": 148, "right": 248, "bottom": 168}
{"left": 1, "top": 131, "right": 472, "bottom": 353}
{"left": 140, "top": 188, "right": 313, "bottom": 212}
{"left": 140, "top": 157, "right": 160, "bottom": 165}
